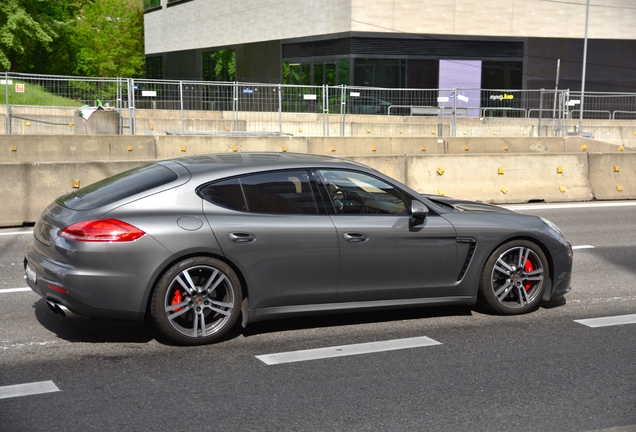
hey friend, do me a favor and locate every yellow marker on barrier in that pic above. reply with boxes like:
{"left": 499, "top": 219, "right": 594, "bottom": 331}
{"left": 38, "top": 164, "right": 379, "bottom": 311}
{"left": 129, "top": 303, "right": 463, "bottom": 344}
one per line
{"left": 233, "top": 146, "right": 239, "bottom": 152}
{"left": 557, "top": 166, "right": 564, "bottom": 174}
{"left": 150, "top": 125, "right": 154, "bottom": 130}
{"left": 26, "top": 122, "right": 31, "bottom": 127}
{"left": 127, "top": 145, "right": 133, "bottom": 151}
{"left": 399, "top": 130, "right": 403, "bottom": 134}
{"left": 298, "top": 128, "right": 302, "bottom": 133}
{"left": 282, "top": 146, "right": 287, "bottom": 152}
{"left": 437, "top": 167, "right": 445, "bottom": 176}
{"left": 437, "top": 190, "right": 445, "bottom": 196}
{"left": 330, "top": 146, "right": 336, "bottom": 152}
{"left": 559, "top": 186, "right": 566, "bottom": 193}
{"left": 10, "top": 145, "right": 17, "bottom": 152}
{"left": 371, "top": 146, "right": 377, "bottom": 152}
{"left": 582, "top": 145, "right": 587, "bottom": 151}
{"left": 619, "top": 146, "right": 624, "bottom": 151}
{"left": 614, "top": 165, "right": 620, "bottom": 172}
{"left": 421, "top": 146, "right": 426, "bottom": 152}
{"left": 464, "top": 146, "right": 469, "bottom": 151}
{"left": 68, "top": 122, "right": 74, "bottom": 127}
{"left": 501, "top": 188, "right": 508, "bottom": 194}
{"left": 72, "top": 180, "right": 81, "bottom": 188}
{"left": 431, "top": 130, "right": 436, "bottom": 135}
{"left": 367, "top": 129, "right": 371, "bottom": 134}
{"left": 504, "top": 146, "right": 509, "bottom": 151}
{"left": 180, "top": 146, "right": 187, "bottom": 152}
{"left": 498, "top": 168, "right": 504, "bottom": 175}
{"left": 226, "top": 127, "right": 230, "bottom": 131}
{"left": 617, "top": 185, "right": 623, "bottom": 191}
{"left": 493, "top": 131, "right": 497, "bottom": 135}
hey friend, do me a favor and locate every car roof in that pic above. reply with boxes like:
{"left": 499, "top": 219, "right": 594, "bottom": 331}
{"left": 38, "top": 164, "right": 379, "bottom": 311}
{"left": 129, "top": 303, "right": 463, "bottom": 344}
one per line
{"left": 167, "top": 152, "right": 368, "bottom": 177}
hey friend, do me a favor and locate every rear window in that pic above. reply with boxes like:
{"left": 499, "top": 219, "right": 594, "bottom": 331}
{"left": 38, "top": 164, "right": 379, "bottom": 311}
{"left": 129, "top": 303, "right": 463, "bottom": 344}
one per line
{"left": 58, "top": 164, "right": 179, "bottom": 210}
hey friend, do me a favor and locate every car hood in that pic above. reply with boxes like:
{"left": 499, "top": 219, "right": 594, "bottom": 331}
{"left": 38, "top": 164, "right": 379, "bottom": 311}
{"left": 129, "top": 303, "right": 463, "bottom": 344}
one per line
{"left": 422, "top": 195, "right": 516, "bottom": 214}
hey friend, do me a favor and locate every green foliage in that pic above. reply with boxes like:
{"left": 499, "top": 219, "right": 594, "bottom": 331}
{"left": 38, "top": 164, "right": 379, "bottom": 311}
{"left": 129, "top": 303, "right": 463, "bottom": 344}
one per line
{"left": 0, "top": 0, "right": 62, "bottom": 71}
{"left": 73, "top": 0, "right": 145, "bottom": 77}
{"left": 0, "top": 0, "right": 145, "bottom": 78}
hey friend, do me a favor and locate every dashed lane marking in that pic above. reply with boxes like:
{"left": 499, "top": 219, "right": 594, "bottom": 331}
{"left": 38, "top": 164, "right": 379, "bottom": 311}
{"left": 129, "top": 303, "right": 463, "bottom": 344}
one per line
{"left": 256, "top": 336, "right": 442, "bottom": 365}
{"left": 572, "top": 245, "right": 595, "bottom": 250}
{"left": 0, "top": 381, "right": 60, "bottom": 400}
{"left": 575, "top": 314, "right": 636, "bottom": 328}
{"left": 0, "top": 288, "right": 32, "bottom": 294}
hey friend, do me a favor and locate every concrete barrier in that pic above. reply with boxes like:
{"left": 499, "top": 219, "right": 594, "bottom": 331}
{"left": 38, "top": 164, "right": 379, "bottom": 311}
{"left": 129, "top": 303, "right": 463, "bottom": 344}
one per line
{"left": 1, "top": 135, "right": 156, "bottom": 162}
{"left": 0, "top": 161, "right": 150, "bottom": 226}
{"left": 588, "top": 153, "right": 636, "bottom": 200}
{"left": 0, "top": 134, "right": 633, "bottom": 227}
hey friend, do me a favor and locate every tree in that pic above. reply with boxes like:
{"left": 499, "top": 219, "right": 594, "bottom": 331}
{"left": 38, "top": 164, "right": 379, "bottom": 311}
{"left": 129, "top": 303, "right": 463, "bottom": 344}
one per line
{"left": 72, "top": 0, "right": 144, "bottom": 77}
{"left": 0, "top": 0, "right": 60, "bottom": 71}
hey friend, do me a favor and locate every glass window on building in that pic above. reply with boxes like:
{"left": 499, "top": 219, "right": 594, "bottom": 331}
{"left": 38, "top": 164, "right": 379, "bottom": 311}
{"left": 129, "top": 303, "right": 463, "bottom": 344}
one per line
{"left": 202, "top": 50, "right": 235, "bottom": 82}
{"left": 353, "top": 59, "right": 406, "bottom": 88}
{"left": 146, "top": 56, "right": 163, "bottom": 79}
{"left": 143, "top": 0, "right": 161, "bottom": 11}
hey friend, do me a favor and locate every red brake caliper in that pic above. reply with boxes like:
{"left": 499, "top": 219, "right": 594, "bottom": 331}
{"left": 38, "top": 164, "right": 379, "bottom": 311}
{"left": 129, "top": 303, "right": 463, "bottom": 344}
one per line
{"left": 171, "top": 290, "right": 182, "bottom": 312}
{"left": 524, "top": 259, "right": 534, "bottom": 291}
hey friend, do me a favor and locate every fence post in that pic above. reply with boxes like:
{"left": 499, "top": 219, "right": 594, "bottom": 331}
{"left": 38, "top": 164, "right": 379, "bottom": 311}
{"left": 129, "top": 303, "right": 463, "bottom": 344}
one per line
{"left": 128, "top": 78, "right": 136, "bottom": 135}
{"left": 278, "top": 84, "right": 282, "bottom": 135}
{"left": 538, "top": 88, "right": 544, "bottom": 137}
{"left": 451, "top": 88, "right": 457, "bottom": 137}
{"left": 5, "top": 72, "right": 10, "bottom": 135}
{"left": 232, "top": 82, "right": 238, "bottom": 132}
{"left": 179, "top": 81, "right": 185, "bottom": 134}
{"left": 340, "top": 85, "right": 346, "bottom": 137}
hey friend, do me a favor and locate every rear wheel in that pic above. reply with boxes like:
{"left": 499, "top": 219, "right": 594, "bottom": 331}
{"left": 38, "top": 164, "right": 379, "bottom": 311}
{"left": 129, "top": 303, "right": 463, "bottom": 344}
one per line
{"left": 151, "top": 257, "right": 242, "bottom": 345}
{"left": 479, "top": 240, "right": 548, "bottom": 315}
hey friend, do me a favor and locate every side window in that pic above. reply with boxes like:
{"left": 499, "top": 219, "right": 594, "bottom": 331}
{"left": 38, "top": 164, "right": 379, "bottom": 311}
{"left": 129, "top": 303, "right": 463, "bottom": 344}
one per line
{"left": 199, "top": 171, "right": 319, "bottom": 214}
{"left": 198, "top": 178, "right": 246, "bottom": 211}
{"left": 241, "top": 170, "right": 318, "bottom": 214}
{"left": 318, "top": 170, "right": 408, "bottom": 215}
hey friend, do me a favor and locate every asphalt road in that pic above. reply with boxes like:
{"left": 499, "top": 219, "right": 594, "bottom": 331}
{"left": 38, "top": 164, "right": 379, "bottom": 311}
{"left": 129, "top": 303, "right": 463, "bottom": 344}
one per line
{"left": 1, "top": 202, "right": 635, "bottom": 432}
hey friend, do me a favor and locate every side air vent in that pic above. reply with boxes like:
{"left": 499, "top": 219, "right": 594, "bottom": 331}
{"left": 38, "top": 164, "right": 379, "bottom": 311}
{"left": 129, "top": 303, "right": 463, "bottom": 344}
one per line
{"left": 456, "top": 238, "right": 476, "bottom": 282}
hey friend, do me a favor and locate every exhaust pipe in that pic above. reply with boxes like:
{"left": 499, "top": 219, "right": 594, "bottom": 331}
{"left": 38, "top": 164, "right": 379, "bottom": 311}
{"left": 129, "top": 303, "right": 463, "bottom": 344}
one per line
{"left": 46, "top": 300, "right": 80, "bottom": 318}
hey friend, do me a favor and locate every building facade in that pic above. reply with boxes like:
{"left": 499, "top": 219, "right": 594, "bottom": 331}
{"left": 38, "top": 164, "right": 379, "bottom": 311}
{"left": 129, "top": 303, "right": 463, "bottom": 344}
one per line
{"left": 144, "top": 0, "right": 636, "bottom": 93}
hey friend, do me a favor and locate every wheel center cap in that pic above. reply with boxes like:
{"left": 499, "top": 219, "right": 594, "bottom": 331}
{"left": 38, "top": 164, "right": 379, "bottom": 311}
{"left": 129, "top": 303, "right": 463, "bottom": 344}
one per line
{"left": 513, "top": 274, "right": 520, "bottom": 281}
{"left": 195, "top": 297, "right": 203, "bottom": 305}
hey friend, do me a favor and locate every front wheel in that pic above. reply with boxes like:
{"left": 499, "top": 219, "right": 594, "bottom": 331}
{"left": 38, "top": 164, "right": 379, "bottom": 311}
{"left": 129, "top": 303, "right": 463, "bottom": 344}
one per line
{"left": 151, "top": 257, "right": 242, "bottom": 345}
{"left": 479, "top": 240, "right": 549, "bottom": 315}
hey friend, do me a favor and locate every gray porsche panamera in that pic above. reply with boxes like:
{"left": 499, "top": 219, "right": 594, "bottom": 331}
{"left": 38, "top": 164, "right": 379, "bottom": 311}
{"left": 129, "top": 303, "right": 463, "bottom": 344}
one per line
{"left": 24, "top": 153, "right": 572, "bottom": 345}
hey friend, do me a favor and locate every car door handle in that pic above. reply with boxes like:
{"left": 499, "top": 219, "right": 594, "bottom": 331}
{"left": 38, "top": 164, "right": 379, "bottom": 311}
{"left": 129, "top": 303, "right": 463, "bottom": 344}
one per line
{"left": 343, "top": 232, "right": 369, "bottom": 243}
{"left": 229, "top": 232, "right": 256, "bottom": 244}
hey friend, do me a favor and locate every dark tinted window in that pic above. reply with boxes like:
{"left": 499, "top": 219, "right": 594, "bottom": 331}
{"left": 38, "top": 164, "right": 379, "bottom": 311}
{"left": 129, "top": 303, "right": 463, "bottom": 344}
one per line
{"left": 199, "top": 170, "right": 319, "bottom": 215}
{"left": 58, "top": 164, "right": 179, "bottom": 210}
{"left": 198, "top": 178, "right": 246, "bottom": 211}
{"left": 242, "top": 171, "right": 318, "bottom": 214}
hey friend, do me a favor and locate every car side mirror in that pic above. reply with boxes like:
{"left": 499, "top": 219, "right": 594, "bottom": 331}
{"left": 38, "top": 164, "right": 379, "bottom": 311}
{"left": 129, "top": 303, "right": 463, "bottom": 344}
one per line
{"left": 410, "top": 200, "right": 429, "bottom": 224}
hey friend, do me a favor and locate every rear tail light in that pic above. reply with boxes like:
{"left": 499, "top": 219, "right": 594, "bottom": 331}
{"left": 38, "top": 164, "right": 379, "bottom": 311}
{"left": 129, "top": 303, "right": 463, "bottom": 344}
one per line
{"left": 60, "top": 219, "right": 145, "bottom": 242}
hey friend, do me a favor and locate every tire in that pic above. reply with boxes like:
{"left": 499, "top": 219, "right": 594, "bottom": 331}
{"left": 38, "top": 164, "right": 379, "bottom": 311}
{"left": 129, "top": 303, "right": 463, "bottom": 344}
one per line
{"left": 478, "top": 240, "right": 549, "bottom": 315}
{"left": 151, "top": 256, "right": 242, "bottom": 345}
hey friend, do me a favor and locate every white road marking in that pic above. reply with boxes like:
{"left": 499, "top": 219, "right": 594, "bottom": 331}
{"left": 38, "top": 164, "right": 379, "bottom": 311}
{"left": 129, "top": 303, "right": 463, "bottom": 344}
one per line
{"left": 572, "top": 245, "right": 595, "bottom": 250}
{"left": 256, "top": 336, "right": 442, "bottom": 365}
{"left": 0, "top": 287, "right": 32, "bottom": 294}
{"left": 0, "top": 230, "right": 33, "bottom": 236}
{"left": 575, "top": 314, "right": 636, "bottom": 328}
{"left": 0, "top": 381, "right": 60, "bottom": 400}
{"left": 504, "top": 201, "right": 636, "bottom": 211}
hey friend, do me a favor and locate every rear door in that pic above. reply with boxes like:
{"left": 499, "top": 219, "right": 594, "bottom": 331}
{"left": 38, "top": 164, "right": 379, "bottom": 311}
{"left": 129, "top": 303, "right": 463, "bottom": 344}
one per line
{"left": 200, "top": 169, "right": 339, "bottom": 310}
